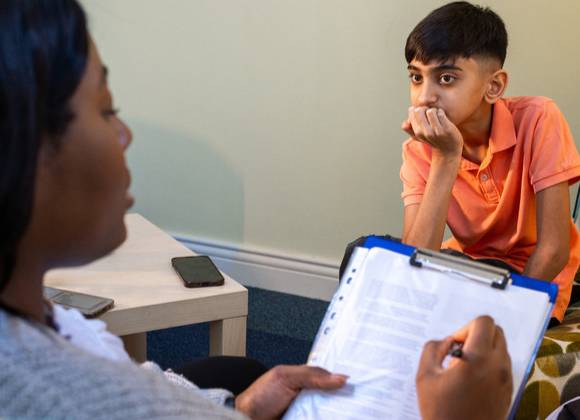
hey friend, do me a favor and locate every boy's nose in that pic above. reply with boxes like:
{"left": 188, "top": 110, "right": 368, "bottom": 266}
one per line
{"left": 416, "top": 84, "right": 438, "bottom": 107}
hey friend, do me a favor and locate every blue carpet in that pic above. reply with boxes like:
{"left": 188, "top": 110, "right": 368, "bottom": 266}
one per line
{"left": 147, "top": 287, "right": 330, "bottom": 369}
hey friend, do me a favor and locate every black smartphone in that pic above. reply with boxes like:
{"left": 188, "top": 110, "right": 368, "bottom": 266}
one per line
{"left": 43, "top": 286, "right": 114, "bottom": 319}
{"left": 171, "top": 255, "right": 225, "bottom": 288}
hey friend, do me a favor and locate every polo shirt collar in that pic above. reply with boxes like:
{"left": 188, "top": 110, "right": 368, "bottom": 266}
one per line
{"left": 489, "top": 99, "right": 517, "bottom": 154}
{"left": 459, "top": 99, "right": 516, "bottom": 171}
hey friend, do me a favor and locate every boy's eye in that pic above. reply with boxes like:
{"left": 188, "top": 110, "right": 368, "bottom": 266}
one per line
{"left": 409, "top": 74, "right": 422, "bottom": 84}
{"left": 439, "top": 74, "right": 456, "bottom": 85}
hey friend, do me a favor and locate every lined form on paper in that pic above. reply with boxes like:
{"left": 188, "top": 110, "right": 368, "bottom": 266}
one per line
{"left": 284, "top": 246, "right": 551, "bottom": 420}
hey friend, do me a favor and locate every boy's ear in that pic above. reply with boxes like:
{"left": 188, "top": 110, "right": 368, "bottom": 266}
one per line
{"left": 484, "top": 69, "right": 508, "bottom": 104}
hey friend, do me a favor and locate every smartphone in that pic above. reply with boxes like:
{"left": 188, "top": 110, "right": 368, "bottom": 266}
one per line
{"left": 171, "top": 255, "right": 225, "bottom": 288}
{"left": 43, "top": 286, "right": 114, "bottom": 319}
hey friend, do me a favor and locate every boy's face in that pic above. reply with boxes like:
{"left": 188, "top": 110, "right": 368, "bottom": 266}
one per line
{"left": 407, "top": 57, "right": 496, "bottom": 128}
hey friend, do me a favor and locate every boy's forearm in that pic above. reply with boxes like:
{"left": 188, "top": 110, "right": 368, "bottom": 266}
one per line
{"left": 404, "top": 155, "right": 460, "bottom": 250}
{"left": 525, "top": 182, "right": 571, "bottom": 282}
{"left": 523, "top": 245, "right": 568, "bottom": 282}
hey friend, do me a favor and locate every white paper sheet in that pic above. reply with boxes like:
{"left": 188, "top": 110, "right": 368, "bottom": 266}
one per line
{"left": 284, "top": 247, "right": 550, "bottom": 420}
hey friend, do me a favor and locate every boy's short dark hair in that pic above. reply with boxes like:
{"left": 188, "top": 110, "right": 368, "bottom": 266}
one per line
{"left": 405, "top": 1, "right": 508, "bottom": 66}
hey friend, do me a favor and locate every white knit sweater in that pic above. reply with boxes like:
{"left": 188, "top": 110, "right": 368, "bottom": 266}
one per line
{"left": 51, "top": 304, "right": 232, "bottom": 405}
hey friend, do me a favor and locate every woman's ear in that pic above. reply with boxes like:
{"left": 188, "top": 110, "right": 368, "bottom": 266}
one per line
{"left": 485, "top": 69, "right": 508, "bottom": 104}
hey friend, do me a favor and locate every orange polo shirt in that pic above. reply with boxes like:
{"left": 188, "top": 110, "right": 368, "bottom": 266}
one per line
{"left": 400, "top": 97, "right": 580, "bottom": 321}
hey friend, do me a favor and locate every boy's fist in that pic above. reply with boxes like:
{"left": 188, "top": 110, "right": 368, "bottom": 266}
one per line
{"left": 402, "top": 107, "right": 463, "bottom": 158}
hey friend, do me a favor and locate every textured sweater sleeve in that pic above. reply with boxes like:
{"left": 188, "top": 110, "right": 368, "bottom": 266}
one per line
{"left": 0, "top": 311, "right": 248, "bottom": 420}
{"left": 141, "top": 361, "right": 234, "bottom": 406}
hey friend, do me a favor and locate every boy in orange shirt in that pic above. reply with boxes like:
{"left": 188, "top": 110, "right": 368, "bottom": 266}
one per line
{"left": 400, "top": 1, "right": 580, "bottom": 322}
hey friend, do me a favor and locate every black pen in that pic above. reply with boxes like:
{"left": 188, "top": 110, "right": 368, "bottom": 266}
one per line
{"left": 449, "top": 341, "right": 463, "bottom": 358}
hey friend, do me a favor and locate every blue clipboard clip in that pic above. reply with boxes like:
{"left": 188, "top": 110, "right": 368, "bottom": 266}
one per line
{"left": 409, "top": 248, "right": 511, "bottom": 290}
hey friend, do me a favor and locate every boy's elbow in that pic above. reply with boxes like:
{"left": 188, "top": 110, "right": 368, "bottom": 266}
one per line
{"left": 540, "top": 242, "right": 569, "bottom": 273}
{"left": 555, "top": 248, "right": 569, "bottom": 273}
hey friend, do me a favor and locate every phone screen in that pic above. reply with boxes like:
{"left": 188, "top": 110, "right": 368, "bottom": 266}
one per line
{"left": 43, "top": 286, "right": 114, "bottom": 318}
{"left": 54, "top": 292, "right": 108, "bottom": 310}
{"left": 172, "top": 256, "right": 224, "bottom": 288}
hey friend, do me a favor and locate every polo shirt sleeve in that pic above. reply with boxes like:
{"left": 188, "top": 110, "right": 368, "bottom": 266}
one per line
{"left": 529, "top": 100, "right": 580, "bottom": 193}
{"left": 400, "top": 139, "right": 429, "bottom": 206}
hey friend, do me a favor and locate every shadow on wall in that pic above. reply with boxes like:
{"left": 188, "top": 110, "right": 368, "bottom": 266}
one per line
{"left": 125, "top": 120, "right": 245, "bottom": 243}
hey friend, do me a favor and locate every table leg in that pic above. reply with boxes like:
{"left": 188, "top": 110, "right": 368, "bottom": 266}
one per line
{"left": 121, "top": 332, "right": 147, "bottom": 363}
{"left": 209, "top": 316, "right": 247, "bottom": 356}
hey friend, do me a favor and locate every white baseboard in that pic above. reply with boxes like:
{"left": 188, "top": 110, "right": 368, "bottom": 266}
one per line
{"left": 172, "top": 234, "right": 340, "bottom": 301}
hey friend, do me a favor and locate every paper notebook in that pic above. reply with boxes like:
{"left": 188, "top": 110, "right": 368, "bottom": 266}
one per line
{"left": 283, "top": 237, "right": 556, "bottom": 420}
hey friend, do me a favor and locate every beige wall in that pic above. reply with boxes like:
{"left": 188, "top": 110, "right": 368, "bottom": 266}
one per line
{"left": 82, "top": 0, "right": 580, "bottom": 262}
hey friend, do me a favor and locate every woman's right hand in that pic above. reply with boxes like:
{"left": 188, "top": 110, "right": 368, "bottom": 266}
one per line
{"left": 416, "top": 316, "right": 513, "bottom": 420}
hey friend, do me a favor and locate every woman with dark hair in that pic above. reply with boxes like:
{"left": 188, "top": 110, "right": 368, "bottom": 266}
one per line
{"left": 0, "top": 1, "right": 513, "bottom": 419}
{"left": 0, "top": 1, "right": 347, "bottom": 418}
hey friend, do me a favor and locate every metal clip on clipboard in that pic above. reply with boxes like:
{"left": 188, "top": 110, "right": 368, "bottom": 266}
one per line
{"left": 409, "top": 248, "right": 511, "bottom": 290}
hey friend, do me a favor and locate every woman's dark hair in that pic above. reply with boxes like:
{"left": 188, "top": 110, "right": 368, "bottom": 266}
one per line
{"left": 405, "top": 1, "right": 508, "bottom": 66}
{"left": 0, "top": 0, "right": 89, "bottom": 292}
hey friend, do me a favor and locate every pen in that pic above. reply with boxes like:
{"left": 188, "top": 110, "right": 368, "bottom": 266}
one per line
{"left": 449, "top": 341, "right": 463, "bottom": 358}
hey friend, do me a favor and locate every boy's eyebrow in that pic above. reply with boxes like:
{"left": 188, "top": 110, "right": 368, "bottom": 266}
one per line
{"left": 407, "top": 64, "right": 463, "bottom": 72}
{"left": 435, "top": 64, "right": 463, "bottom": 72}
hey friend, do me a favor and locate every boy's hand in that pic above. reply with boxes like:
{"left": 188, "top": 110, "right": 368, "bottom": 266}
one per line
{"left": 416, "top": 316, "right": 513, "bottom": 420}
{"left": 402, "top": 107, "right": 463, "bottom": 159}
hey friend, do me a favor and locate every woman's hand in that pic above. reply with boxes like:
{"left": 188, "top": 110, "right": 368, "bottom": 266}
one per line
{"left": 235, "top": 365, "right": 347, "bottom": 420}
{"left": 416, "top": 316, "right": 513, "bottom": 420}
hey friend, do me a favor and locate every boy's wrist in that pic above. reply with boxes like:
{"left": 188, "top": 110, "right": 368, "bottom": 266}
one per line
{"left": 431, "top": 151, "right": 461, "bottom": 168}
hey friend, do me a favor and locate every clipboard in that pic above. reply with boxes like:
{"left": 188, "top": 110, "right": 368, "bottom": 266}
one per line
{"left": 284, "top": 237, "right": 557, "bottom": 420}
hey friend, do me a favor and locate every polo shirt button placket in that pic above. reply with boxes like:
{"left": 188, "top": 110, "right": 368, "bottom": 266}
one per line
{"left": 480, "top": 170, "right": 499, "bottom": 203}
